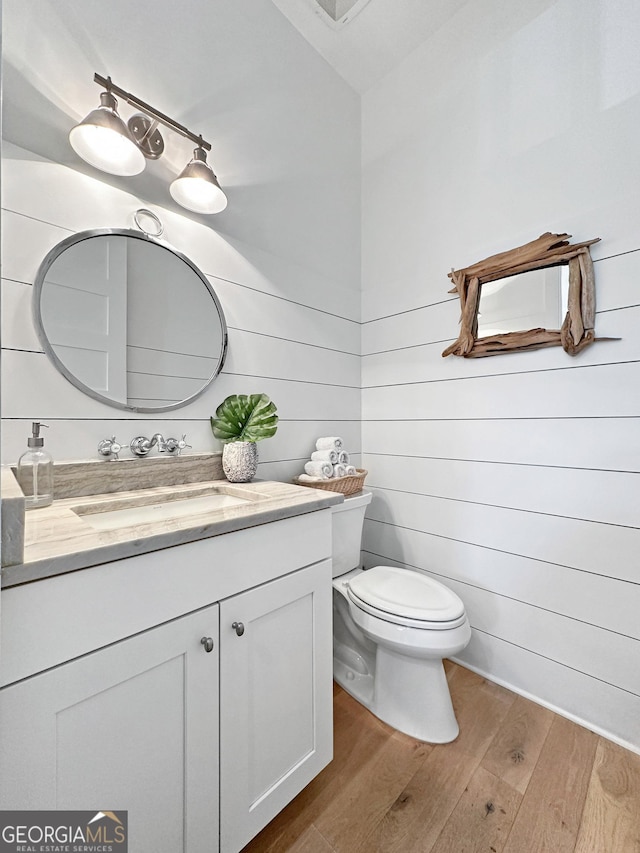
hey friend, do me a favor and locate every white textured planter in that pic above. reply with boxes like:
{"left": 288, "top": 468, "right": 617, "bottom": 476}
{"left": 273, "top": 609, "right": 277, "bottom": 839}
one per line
{"left": 222, "top": 441, "right": 258, "bottom": 483}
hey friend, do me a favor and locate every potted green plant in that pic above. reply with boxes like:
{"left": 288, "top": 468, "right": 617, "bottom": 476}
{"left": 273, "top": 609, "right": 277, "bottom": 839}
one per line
{"left": 210, "top": 393, "right": 278, "bottom": 482}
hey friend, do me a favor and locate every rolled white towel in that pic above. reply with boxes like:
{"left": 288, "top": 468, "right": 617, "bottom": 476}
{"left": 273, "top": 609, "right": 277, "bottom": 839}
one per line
{"left": 332, "top": 463, "right": 348, "bottom": 478}
{"left": 345, "top": 465, "right": 357, "bottom": 475}
{"left": 311, "top": 449, "right": 338, "bottom": 464}
{"left": 316, "top": 436, "right": 343, "bottom": 452}
{"left": 298, "top": 473, "right": 323, "bottom": 483}
{"left": 305, "top": 460, "right": 333, "bottom": 479}
{"left": 337, "top": 450, "right": 350, "bottom": 465}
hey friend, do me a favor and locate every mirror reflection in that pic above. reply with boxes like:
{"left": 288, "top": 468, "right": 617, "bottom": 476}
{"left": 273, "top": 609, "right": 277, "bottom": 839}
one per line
{"left": 34, "top": 230, "right": 227, "bottom": 412}
{"left": 477, "top": 266, "right": 568, "bottom": 338}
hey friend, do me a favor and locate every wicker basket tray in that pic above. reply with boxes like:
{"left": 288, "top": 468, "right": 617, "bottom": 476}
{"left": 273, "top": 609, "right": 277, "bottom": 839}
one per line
{"left": 293, "top": 468, "right": 368, "bottom": 497}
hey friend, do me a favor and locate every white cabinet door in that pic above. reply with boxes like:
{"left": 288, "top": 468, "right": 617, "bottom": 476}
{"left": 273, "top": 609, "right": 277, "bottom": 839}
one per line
{"left": 0, "top": 604, "right": 220, "bottom": 853}
{"left": 219, "top": 559, "right": 333, "bottom": 853}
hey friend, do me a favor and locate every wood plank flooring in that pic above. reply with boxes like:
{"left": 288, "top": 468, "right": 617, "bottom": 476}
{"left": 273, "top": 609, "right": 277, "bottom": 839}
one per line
{"left": 242, "top": 662, "right": 640, "bottom": 853}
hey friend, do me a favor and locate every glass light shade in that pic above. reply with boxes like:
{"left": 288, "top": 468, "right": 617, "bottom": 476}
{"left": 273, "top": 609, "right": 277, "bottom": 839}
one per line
{"left": 69, "top": 94, "right": 145, "bottom": 176}
{"left": 170, "top": 148, "right": 227, "bottom": 214}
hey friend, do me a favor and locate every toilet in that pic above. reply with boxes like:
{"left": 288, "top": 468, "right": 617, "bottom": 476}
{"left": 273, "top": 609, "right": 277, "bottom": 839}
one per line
{"left": 331, "top": 490, "right": 471, "bottom": 743}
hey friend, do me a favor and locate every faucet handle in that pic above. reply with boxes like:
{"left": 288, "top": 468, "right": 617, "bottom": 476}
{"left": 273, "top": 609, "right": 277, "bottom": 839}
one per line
{"left": 98, "top": 436, "right": 122, "bottom": 461}
{"left": 177, "top": 434, "right": 192, "bottom": 455}
{"left": 166, "top": 434, "right": 192, "bottom": 456}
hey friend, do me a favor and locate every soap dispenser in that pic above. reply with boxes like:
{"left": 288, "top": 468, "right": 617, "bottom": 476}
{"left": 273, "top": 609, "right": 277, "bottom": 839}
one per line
{"left": 17, "top": 422, "right": 54, "bottom": 509}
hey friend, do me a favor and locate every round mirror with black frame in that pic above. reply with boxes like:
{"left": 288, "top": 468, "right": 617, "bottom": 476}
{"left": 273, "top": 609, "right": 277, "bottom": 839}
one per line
{"left": 33, "top": 228, "right": 228, "bottom": 412}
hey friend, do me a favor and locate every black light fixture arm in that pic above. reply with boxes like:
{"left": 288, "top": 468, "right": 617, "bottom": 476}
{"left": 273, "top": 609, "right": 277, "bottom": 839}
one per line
{"left": 94, "top": 73, "right": 211, "bottom": 152}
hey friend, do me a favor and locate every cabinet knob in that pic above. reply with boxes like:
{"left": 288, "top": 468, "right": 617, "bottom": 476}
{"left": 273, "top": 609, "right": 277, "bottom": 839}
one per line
{"left": 200, "top": 636, "right": 214, "bottom": 653}
{"left": 232, "top": 621, "right": 245, "bottom": 637}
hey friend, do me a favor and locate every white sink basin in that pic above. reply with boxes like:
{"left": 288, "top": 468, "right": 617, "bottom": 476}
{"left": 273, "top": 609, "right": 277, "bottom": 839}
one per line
{"left": 74, "top": 490, "right": 257, "bottom": 531}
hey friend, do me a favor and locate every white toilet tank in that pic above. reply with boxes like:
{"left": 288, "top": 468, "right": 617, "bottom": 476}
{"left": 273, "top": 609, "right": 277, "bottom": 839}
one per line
{"left": 331, "top": 490, "right": 372, "bottom": 578}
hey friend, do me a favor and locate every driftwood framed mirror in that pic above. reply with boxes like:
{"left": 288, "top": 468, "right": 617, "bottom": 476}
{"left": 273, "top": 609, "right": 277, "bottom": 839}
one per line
{"left": 442, "top": 232, "right": 601, "bottom": 358}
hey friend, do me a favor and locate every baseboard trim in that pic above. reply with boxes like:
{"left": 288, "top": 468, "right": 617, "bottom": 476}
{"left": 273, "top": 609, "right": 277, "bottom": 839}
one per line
{"left": 450, "top": 655, "right": 640, "bottom": 758}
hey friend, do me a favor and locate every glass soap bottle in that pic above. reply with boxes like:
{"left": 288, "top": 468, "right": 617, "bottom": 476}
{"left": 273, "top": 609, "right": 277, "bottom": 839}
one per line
{"left": 17, "top": 422, "right": 53, "bottom": 509}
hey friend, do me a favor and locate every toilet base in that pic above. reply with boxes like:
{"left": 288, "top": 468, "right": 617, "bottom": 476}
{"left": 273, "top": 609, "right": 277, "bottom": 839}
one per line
{"left": 333, "top": 645, "right": 459, "bottom": 743}
{"left": 373, "top": 646, "right": 459, "bottom": 743}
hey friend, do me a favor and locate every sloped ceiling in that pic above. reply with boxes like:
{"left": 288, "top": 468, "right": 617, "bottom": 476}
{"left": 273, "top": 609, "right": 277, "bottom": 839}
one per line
{"left": 269, "top": 0, "right": 469, "bottom": 92}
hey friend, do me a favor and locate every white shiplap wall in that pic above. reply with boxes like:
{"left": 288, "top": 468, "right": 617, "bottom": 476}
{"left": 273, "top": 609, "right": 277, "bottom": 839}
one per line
{"left": 360, "top": 0, "right": 640, "bottom": 752}
{"left": 3, "top": 0, "right": 639, "bottom": 759}
{"left": 1, "top": 143, "right": 361, "bottom": 479}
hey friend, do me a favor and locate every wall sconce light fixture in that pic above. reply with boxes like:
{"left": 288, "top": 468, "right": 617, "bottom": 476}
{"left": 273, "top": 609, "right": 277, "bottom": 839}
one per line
{"left": 69, "top": 73, "right": 227, "bottom": 214}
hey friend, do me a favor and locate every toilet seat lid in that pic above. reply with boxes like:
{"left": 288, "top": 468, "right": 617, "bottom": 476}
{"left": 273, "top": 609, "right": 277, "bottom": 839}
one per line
{"left": 347, "top": 566, "right": 465, "bottom": 623}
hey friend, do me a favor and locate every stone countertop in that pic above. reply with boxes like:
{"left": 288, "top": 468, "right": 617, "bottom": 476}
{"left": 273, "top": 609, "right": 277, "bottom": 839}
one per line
{"left": 1, "top": 479, "right": 343, "bottom": 588}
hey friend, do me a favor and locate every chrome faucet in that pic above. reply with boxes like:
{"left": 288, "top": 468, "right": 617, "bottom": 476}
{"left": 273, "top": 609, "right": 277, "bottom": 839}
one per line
{"left": 129, "top": 433, "right": 191, "bottom": 457}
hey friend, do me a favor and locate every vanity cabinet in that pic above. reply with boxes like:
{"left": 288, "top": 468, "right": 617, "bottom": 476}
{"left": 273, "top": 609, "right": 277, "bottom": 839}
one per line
{"left": 219, "top": 559, "right": 332, "bottom": 853}
{"left": 0, "top": 510, "right": 335, "bottom": 853}
{"left": 0, "top": 604, "right": 220, "bottom": 852}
